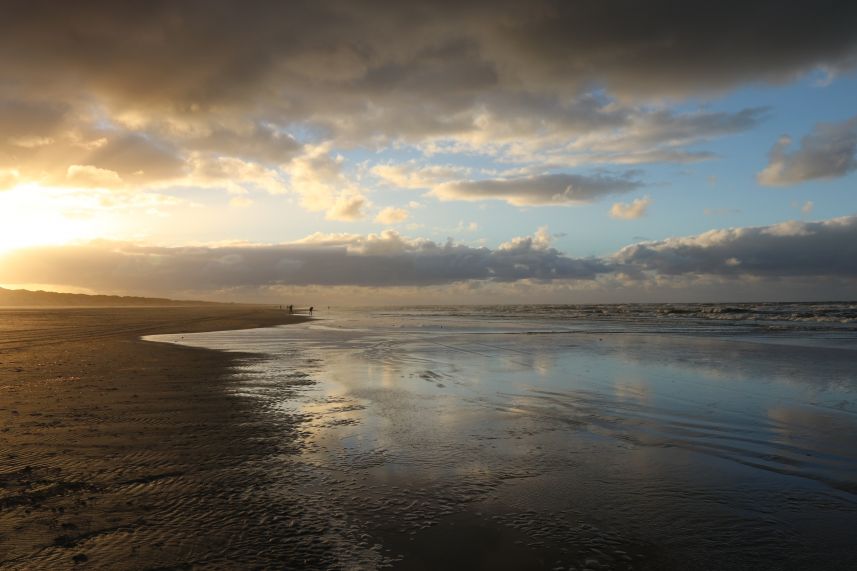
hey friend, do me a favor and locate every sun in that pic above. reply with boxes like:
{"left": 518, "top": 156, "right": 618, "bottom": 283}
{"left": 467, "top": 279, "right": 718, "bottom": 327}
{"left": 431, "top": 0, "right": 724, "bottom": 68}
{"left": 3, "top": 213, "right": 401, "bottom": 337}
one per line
{"left": 0, "top": 183, "right": 112, "bottom": 253}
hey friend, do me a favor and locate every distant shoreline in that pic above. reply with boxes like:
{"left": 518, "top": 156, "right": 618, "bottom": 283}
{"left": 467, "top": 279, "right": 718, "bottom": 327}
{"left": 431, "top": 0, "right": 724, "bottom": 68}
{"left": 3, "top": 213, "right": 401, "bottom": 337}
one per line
{"left": 0, "top": 285, "right": 268, "bottom": 308}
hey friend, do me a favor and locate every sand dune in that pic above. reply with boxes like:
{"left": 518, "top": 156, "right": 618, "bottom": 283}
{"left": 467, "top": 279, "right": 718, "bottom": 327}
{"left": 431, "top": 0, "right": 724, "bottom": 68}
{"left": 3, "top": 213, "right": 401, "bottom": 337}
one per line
{"left": 0, "top": 286, "right": 225, "bottom": 308}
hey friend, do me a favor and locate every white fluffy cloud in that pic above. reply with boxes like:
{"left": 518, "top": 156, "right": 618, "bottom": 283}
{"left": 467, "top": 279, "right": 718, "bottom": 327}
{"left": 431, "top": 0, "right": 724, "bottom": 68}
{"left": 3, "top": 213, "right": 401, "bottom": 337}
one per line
{"left": 187, "top": 155, "right": 286, "bottom": 195}
{"left": 325, "top": 191, "right": 368, "bottom": 221}
{"left": 610, "top": 197, "right": 651, "bottom": 219}
{"left": 287, "top": 146, "right": 369, "bottom": 220}
{"left": 374, "top": 207, "right": 409, "bottom": 225}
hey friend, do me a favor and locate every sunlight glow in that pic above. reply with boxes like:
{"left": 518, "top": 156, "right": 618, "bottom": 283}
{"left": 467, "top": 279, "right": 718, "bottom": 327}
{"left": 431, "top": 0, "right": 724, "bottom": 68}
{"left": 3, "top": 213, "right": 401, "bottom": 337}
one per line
{"left": 0, "top": 183, "right": 113, "bottom": 253}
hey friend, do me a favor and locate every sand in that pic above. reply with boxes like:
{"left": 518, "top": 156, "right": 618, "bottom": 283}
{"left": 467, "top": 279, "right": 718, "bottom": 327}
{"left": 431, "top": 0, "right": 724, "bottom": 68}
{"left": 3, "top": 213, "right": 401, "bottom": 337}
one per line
{"left": 4, "top": 307, "right": 855, "bottom": 569}
{"left": 0, "top": 307, "right": 309, "bottom": 569}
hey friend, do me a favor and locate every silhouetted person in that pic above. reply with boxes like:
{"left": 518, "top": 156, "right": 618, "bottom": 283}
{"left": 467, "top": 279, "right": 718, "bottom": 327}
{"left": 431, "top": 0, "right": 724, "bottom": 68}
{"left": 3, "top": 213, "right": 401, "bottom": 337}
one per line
{"left": 288, "top": 304, "right": 293, "bottom": 314}
{"left": 309, "top": 306, "right": 314, "bottom": 315}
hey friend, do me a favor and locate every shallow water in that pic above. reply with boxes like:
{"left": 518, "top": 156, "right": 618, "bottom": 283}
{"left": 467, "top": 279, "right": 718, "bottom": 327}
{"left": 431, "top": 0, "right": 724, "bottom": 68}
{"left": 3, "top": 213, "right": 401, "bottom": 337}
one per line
{"left": 148, "top": 306, "right": 857, "bottom": 569}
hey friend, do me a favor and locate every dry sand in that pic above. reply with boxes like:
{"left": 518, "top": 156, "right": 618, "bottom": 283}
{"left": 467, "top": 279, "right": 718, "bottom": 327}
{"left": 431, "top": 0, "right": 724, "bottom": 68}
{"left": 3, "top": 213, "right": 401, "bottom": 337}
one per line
{"left": 0, "top": 307, "right": 309, "bottom": 569}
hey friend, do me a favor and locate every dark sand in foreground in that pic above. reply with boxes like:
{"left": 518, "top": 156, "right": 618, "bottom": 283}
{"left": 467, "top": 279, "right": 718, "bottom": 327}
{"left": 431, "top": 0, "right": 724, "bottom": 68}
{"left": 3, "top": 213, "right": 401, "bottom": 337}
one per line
{"left": 0, "top": 307, "right": 308, "bottom": 569}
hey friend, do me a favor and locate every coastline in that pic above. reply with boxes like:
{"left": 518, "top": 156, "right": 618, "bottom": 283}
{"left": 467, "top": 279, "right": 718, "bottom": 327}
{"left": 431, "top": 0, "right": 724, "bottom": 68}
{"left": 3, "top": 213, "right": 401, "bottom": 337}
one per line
{"left": 3, "top": 306, "right": 855, "bottom": 569}
{"left": 0, "top": 307, "right": 310, "bottom": 569}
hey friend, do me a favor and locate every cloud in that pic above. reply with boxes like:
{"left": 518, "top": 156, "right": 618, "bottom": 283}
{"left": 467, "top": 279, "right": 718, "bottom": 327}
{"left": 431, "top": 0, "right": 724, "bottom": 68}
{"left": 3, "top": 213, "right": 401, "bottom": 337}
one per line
{"left": 0, "top": 229, "right": 610, "bottom": 294}
{"left": 0, "top": 99, "right": 68, "bottom": 140}
{"left": 287, "top": 146, "right": 369, "bottom": 220}
{"left": 499, "top": 226, "right": 552, "bottom": 251}
{"left": 2, "top": 217, "right": 857, "bottom": 300}
{"left": 374, "top": 206, "right": 409, "bottom": 225}
{"left": 614, "top": 216, "right": 857, "bottom": 278}
{"left": 0, "top": 1, "right": 852, "bottom": 202}
{"left": 624, "top": 108, "right": 767, "bottom": 147}
{"left": 66, "top": 165, "right": 123, "bottom": 187}
{"left": 188, "top": 123, "right": 302, "bottom": 164}
{"left": 0, "top": 110, "right": 188, "bottom": 190}
{"left": 372, "top": 163, "right": 469, "bottom": 189}
{"left": 434, "top": 172, "right": 642, "bottom": 206}
{"left": 4, "top": 2, "right": 855, "bottom": 111}
{"left": 610, "top": 197, "right": 651, "bottom": 219}
{"left": 326, "top": 191, "right": 368, "bottom": 221}
{"left": 84, "top": 134, "right": 185, "bottom": 183}
{"left": 757, "top": 116, "right": 857, "bottom": 185}
{"left": 545, "top": 108, "right": 766, "bottom": 166}
{"left": 420, "top": 102, "right": 763, "bottom": 168}
{"left": 798, "top": 200, "right": 814, "bottom": 214}
{"left": 188, "top": 155, "right": 286, "bottom": 194}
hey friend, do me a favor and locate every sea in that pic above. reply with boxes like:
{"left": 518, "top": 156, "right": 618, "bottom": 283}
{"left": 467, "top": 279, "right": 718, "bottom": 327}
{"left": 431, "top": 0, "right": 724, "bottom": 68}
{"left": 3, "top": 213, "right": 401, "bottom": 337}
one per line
{"left": 148, "top": 302, "right": 857, "bottom": 569}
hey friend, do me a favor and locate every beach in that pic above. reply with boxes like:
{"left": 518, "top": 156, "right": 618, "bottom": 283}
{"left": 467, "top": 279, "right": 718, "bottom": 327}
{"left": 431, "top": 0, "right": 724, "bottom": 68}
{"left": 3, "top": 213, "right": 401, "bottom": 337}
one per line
{"left": 0, "top": 307, "right": 310, "bottom": 569}
{"left": 4, "top": 2, "right": 857, "bottom": 569}
{"left": 2, "top": 305, "right": 857, "bottom": 569}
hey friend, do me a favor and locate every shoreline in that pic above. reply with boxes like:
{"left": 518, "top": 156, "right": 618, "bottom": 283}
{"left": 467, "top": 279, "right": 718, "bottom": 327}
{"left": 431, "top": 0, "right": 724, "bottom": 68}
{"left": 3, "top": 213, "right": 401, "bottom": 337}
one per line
{"left": 0, "top": 306, "right": 312, "bottom": 568}
{"left": 4, "top": 306, "right": 855, "bottom": 569}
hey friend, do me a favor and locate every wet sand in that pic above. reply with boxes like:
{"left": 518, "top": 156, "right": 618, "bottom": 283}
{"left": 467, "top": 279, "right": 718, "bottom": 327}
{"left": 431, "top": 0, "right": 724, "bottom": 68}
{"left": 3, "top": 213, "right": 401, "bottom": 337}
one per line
{"left": 0, "top": 307, "right": 310, "bottom": 569}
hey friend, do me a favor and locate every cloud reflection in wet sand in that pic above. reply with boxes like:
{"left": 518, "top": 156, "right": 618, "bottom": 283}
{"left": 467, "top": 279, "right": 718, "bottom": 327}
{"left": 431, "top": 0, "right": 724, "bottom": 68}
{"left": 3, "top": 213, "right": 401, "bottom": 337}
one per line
{"left": 151, "top": 314, "right": 857, "bottom": 569}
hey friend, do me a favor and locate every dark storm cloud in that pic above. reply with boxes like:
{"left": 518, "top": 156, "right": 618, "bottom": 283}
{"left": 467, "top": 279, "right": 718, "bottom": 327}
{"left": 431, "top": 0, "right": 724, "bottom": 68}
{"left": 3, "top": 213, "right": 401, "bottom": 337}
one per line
{"left": 614, "top": 216, "right": 857, "bottom": 278}
{"left": 3, "top": 1, "right": 855, "bottom": 106}
{"left": 488, "top": 1, "right": 857, "bottom": 96}
{"left": 434, "top": 173, "right": 642, "bottom": 205}
{"left": 0, "top": 1, "right": 853, "bottom": 145}
{"left": 758, "top": 116, "right": 857, "bottom": 185}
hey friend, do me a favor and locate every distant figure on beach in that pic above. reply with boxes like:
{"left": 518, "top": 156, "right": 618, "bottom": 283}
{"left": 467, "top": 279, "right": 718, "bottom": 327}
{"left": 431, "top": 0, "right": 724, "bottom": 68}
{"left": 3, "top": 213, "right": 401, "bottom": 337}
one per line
{"left": 288, "top": 304, "right": 293, "bottom": 314}
{"left": 309, "top": 306, "right": 314, "bottom": 315}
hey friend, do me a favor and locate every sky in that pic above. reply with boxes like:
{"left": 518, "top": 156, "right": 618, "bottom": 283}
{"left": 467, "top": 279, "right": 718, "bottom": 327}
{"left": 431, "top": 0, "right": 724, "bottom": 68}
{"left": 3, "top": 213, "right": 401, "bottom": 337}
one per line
{"left": 1, "top": 0, "right": 856, "bottom": 304}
